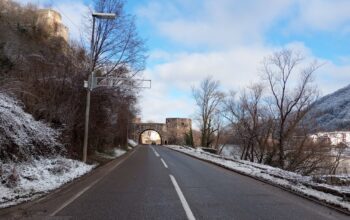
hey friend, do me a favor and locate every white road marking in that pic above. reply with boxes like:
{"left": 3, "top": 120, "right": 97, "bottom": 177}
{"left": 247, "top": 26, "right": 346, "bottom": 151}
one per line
{"left": 50, "top": 179, "right": 99, "bottom": 216}
{"left": 161, "top": 158, "right": 168, "bottom": 168}
{"left": 169, "top": 175, "right": 196, "bottom": 220}
{"left": 151, "top": 147, "right": 160, "bottom": 157}
{"left": 50, "top": 149, "right": 136, "bottom": 216}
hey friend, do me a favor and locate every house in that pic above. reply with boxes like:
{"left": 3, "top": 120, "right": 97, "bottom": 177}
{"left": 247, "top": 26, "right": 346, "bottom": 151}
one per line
{"left": 311, "top": 131, "right": 350, "bottom": 146}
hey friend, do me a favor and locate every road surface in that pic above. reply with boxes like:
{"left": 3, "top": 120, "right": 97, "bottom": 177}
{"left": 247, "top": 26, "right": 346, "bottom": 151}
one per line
{"left": 46, "top": 145, "right": 348, "bottom": 220}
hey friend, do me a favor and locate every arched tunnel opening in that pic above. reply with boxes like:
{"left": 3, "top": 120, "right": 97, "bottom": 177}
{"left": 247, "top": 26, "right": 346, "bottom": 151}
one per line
{"left": 139, "top": 130, "right": 162, "bottom": 145}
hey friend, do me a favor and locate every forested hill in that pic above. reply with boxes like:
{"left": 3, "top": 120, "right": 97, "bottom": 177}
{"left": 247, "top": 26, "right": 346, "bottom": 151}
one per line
{"left": 0, "top": 0, "right": 145, "bottom": 159}
{"left": 308, "top": 84, "right": 350, "bottom": 131}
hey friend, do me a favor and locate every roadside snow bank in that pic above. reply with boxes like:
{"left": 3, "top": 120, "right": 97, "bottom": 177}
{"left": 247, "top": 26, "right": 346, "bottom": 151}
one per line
{"left": 0, "top": 93, "right": 62, "bottom": 162}
{"left": 128, "top": 139, "right": 138, "bottom": 147}
{"left": 219, "top": 145, "right": 241, "bottom": 159}
{"left": 0, "top": 157, "right": 95, "bottom": 208}
{"left": 0, "top": 93, "right": 95, "bottom": 209}
{"left": 167, "top": 145, "right": 350, "bottom": 212}
{"left": 95, "top": 148, "right": 127, "bottom": 159}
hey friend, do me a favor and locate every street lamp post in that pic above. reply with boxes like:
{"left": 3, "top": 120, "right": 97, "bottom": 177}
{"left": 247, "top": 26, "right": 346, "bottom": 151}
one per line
{"left": 83, "top": 12, "right": 116, "bottom": 163}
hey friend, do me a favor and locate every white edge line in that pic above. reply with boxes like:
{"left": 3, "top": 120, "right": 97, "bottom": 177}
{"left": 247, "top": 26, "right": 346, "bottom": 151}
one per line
{"left": 169, "top": 175, "right": 196, "bottom": 220}
{"left": 50, "top": 150, "right": 136, "bottom": 216}
{"left": 50, "top": 179, "right": 99, "bottom": 216}
{"left": 161, "top": 158, "right": 168, "bottom": 168}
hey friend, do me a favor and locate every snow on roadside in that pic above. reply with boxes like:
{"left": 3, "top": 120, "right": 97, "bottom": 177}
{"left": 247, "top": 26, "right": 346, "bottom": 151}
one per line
{"left": 128, "top": 139, "right": 138, "bottom": 148}
{"left": 0, "top": 93, "right": 96, "bottom": 209}
{"left": 95, "top": 148, "right": 127, "bottom": 159}
{"left": 167, "top": 145, "right": 350, "bottom": 211}
{"left": 113, "top": 148, "right": 126, "bottom": 157}
{"left": 219, "top": 145, "right": 241, "bottom": 159}
{"left": 0, "top": 93, "right": 63, "bottom": 162}
{"left": 0, "top": 157, "right": 95, "bottom": 209}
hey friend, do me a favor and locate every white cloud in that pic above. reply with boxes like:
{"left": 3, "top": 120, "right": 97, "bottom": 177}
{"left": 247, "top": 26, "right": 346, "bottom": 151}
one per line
{"left": 149, "top": 47, "right": 270, "bottom": 91}
{"left": 138, "top": 73, "right": 193, "bottom": 123}
{"left": 135, "top": 0, "right": 350, "bottom": 122}
{"left": 137, "top": 0, "right": 293, "bottom": 48}
{"left": 146, "top": 42, "right": 316, "bottom": 91}
{"left": 316, "top": 63, "right": 350, "bottom": 96}
{"left": 290, "top": 0, "right": 350, "bottom": 33}
{"left": 13, "top": 0, "right": 350, "bottom": 123}
{"left": 139, "top": 46, "right": 270, "bottom": 123}
{"left": 52, "top": 1, "right": 90, "bottom": 42}
{"left": 140, "top": 43, "right": 350, "bottom": 122}
{"left": 148, "top": 50, "right": 173, "bottom": 63}
{"left": 138, "top": 0, "right": 350, "bottom": 48}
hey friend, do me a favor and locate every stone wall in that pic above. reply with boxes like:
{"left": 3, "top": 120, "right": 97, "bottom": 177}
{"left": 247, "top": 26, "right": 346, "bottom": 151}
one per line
{"left": 131, "top": 122, "right": 168, "bottom": 144}
{"left": 166, "top": 118, "right": 192, "bottom": 145}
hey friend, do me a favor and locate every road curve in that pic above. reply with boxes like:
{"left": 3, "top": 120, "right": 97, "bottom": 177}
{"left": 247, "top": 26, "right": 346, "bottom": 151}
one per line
{"left": 53, "top": 145, "right": 348, "bottom": 220}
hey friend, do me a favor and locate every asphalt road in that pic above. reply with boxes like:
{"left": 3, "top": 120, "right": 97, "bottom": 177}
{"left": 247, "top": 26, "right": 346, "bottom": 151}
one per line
{"left": 54, "top": 145, "right": 348, "bottom": 220}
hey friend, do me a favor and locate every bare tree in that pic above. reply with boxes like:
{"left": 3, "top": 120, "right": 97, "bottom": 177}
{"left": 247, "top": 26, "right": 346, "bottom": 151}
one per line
{"left": 329, "top": 143, "right": 346, "bottom": 175}
{"left": 262, "top": 49, "right": 320, "bottom": 168}
{"left": 192, "top": 76, "right": 225, "bottom": 147}
{"left": 223, "top": 84, "right": 273, "bottom": 162}
{"left": 213, "top": 111, "right": 224, "bottom": 150}
{"left": 0, "top": 0, "right": 144, "bottom": 160}
{"left": 90, "top": 0, "right": 147, "bottom": 78}
{"left": 221, "top": 51, "right": 334, "bottom": 174}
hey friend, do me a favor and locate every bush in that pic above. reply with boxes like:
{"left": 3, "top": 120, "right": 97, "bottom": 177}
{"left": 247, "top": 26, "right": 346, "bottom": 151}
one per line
{"left": 0, "top": 164, "right": 20, "bottom": 188}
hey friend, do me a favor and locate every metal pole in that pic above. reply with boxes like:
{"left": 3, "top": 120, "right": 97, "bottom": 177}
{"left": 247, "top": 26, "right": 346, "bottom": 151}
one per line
{"left": 83, "top": 88, "right": 91, "bottom": 162}
{"left": 126, "top": 104, "right": 130, "bottom": 148}
{"left": 126, "top": 117, "right": 129, "bottom": 148}
{"left": 83, "top": 16, "right": 96, "bottom": 163}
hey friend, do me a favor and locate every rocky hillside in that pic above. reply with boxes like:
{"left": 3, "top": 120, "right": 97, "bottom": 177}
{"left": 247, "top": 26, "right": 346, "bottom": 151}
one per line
{"left": 308, "top": 84, "right": 350, "bottom": 131}
{"left": 0, "top": 93, "right": 63, "bottom": 162}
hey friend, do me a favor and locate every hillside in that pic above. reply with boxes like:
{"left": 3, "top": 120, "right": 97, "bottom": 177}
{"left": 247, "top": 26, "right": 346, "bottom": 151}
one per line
{"left": 0, "top": 93, "right": 63, "bottom": 162}
{"left": 308, "top": 84, "right": 350, "bottom": 131}
{"left": 0, "top": 0, "right": 142, "bottom": 155}
{"left": 0, "top": 92, "right": 96, "bottom": 208}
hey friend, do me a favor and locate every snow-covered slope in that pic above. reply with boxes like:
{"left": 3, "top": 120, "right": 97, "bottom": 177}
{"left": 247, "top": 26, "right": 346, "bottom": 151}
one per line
{"left": 0, "top": 93, "right": 63, "bottom": 162}
{"left": 308, "top": 84, "right": 350, "bottom": 131}
{"left": 0, "top": 157, "right": 95, "bottom": 208}
{"left": 0, "top": 93, "right": 95, "bottom": 209}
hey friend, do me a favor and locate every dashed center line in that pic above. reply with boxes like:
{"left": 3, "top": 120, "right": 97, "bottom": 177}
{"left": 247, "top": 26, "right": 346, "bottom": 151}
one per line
{"left": 151, "top": 147, "right": 160, "bottom": 157}
{"left": 169, "top": 175, "right": 196, "bottom": 220}
{"left": 161, "top": 158, "right": 168, "bottom": 168}
{"left": 154, "top": 151, "right": 160, "bottom": 157}
{"left": 152, "top": 147, "right": 193, "bottom": 219}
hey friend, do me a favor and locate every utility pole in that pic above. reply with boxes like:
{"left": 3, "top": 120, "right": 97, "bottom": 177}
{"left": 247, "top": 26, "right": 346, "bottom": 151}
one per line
{"left": 126, "top": 106, "right": 129, "bottom": 148}
{"left": 82, "top": 13, "right": 151, "bottom": 163}
{"left": 82, "top": 12, "right": 116, "bottom": 163}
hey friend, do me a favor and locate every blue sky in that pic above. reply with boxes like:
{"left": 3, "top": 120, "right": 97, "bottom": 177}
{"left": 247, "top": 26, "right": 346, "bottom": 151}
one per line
{"left": 16, "top": 0, "right": 350, "bottom": 123}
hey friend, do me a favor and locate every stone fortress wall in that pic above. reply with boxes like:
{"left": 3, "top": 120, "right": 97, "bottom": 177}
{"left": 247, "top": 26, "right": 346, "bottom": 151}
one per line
{"left": 1, "top": 3, "right": 68, "bottom": 41}
{"left": 166, "top": 118, "right": 192, "bottom": 144}
{"left": 36, "top": 9, "right": 69, "bottom": 41}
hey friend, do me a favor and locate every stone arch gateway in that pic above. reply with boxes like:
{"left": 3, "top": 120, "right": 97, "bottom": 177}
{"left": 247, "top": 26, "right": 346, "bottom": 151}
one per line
{"left": 129, "top": 118, "right": 192, "bottom": 145}
{"left": 139, "top": 129, "right": 162, "bottom": 145}
{"left": 136, "top": 124, "right": 166, "bottom": 145}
